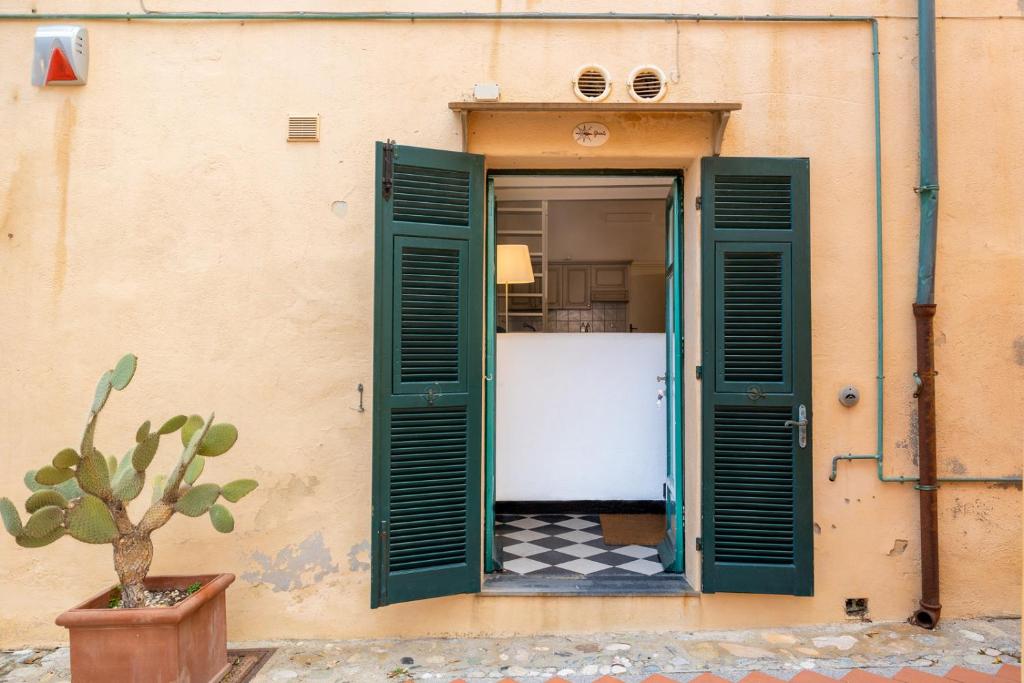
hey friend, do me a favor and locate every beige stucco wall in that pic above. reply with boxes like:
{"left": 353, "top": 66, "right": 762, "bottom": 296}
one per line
{"left": 0, "top": 0, "right": 1021, "bottom": 645}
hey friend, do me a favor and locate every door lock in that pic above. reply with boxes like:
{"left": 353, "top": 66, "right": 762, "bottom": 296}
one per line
{"left": 784, "top": 404, "right": 808, "bottom": 448}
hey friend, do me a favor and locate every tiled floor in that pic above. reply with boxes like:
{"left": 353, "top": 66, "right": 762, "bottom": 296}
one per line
{"left": 496, "top": 513, "right": 668, "bottom": 578}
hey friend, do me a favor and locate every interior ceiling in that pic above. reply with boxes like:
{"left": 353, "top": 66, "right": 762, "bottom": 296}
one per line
{"left": 493, "top": 175, "right": 674, "bottom": 201}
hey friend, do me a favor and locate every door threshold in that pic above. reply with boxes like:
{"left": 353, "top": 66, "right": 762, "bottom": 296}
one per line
{"left": 481, "top": 573, "right": 696, "bottom": 597}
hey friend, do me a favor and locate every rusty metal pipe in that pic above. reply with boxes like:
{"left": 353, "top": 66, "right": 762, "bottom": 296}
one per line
{"left": 911, "top": 304, "right": 941, "bottom": 628}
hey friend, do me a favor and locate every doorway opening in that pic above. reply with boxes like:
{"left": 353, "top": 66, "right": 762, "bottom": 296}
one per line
{"left": 484, "top": 173, "right": 691, "bottom": 595}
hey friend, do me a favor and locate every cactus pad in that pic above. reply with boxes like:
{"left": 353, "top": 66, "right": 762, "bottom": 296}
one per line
{"left": 135, "top": 420, "right": 151, "bottom": 444}
{"left": 35, "top": 466, "right": 74, "bottom": 486}
{"left": 106, "top": 455, "right": 119, "bottom": 476}
{"left": 1, "top": 498, "right": 24, "bottom": 536}
{"left": 221, "top": 479, "right": 258, "bottom": 503}
{"left": 110, "top": 354, "right": 137, "bottom": 391}
{"left": 174, "top": 484, "right": 220, "bottom": 517}
{"left": 184, "top": 456, "right": 205, "bottom": 485}
{"left": 67, "top": 495, "right": 118, "bottom": 544}
{"left": 91, "top": 370, "right": 113, "bottom": 414}
{"left": 17, "top": 528, "right": 65, "bottom": 548}
{"left": 131, "top": 434, "right": 160, "bottom": 472}
{"left": 52, "top": 448, "right": 81, "bottom": 469}
{"left": 199, "top": 423, "right": 238, "bottom": 457}
{"left": 25, "top": 490, "right": 69, "bottom": 513}
{"left": 180, "top": 415, "right": 205, "bottom": 447}
{"left": 151, "top": 474, "right": 168, "bottom": 504}
{"left": 54, "top": 477, "right": 84, "bottom": 501}
{"left": 24, "top": 505, "right": 64, "bottom": 538}
{"left": 209, "top": 504, "right": 234, "bottom": 533}
{"left": 23, "top": 470, "right": 45, "bottom": 493}
{"left": 113, "top": 470, "right": 145, "bottom": 502}
{"left": 76, "top": 452, "right": 112, "bottom": 498}
{"left": 158, "top": 415, "right": 188, "bottom": 435}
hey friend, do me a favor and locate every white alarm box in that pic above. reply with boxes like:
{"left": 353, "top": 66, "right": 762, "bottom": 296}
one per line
{"left": 32, "top": 25, "right": 89, "bottom": 86}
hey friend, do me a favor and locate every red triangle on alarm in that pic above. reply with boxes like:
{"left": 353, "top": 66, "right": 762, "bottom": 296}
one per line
{"left": 45, "top": 46, "right": 77, "bottom": 83}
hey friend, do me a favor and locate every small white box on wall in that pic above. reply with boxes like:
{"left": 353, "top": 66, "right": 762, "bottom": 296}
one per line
{"left": 32, "top": 25, "right": 89, "bottom": 86}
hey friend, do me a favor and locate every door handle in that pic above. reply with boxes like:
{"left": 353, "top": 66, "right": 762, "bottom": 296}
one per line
{"left": 784, "top": 404, "right": 808, "bottom": 448}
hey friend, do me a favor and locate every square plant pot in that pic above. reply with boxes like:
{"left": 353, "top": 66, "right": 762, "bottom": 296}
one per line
{"left": 56, "top": 573, "right": 235, "bottom": 683}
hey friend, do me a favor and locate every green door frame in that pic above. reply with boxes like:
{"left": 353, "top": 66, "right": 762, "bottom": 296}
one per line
{"left": 483, "top": 169, "right": 684, "bottom": 575}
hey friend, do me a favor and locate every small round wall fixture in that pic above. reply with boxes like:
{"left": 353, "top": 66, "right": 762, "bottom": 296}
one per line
{"left": 627, "top": 65, "right": 668, "bottom": 102}
{"left": 572, "top": 64, "right": 612, "bottom": 102}
{"left": 573, "top": 122, "right": 610, "bottom": 147}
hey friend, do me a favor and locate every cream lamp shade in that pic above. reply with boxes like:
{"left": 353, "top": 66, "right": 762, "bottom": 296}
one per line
{"left": 496, "top": 245, "right": 535, "bottom": 285}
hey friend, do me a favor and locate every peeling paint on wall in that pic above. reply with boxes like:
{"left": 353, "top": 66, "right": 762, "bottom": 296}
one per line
{"left": 242, "top": 532, "right": 340, "bottom": 591}
{"left": 894, "top": 402, "right": 920, "bottom": 466}
{"left": 943, "top": 457, "right": 967, "bottom": 475}
{"left": 950, "top": 497, "right": 993, "bottom": 523}
{"left": 887, "top": 539, "right": 908, "bottom": 556}
{"left": 348, "top": 540, "right": 370, "bottom": 572}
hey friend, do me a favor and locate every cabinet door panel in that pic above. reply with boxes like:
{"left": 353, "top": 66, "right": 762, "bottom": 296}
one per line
{"left": 592, "top": 264, "right": 628, "bottom": 289}
{"left": 547, "top": 265, "right": 562, "bottom": 309}
{"left": 563, "top": 265, "right": 590, "bottom": 308}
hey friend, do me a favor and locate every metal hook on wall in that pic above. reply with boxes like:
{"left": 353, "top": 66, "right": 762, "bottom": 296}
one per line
{"left": 352, "top": 383, "right": 365, "bottom": 413}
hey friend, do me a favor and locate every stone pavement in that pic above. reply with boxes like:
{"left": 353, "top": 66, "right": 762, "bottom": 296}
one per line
{"left": 0, "top": 617, "right": 1017, "bottom": 682}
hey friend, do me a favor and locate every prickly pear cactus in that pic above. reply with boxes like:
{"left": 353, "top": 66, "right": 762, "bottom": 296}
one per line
{"left": 0, "top": 354, "right": 259, "bottom": 608}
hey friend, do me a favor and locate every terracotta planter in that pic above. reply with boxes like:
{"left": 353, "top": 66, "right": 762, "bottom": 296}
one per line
{"left": 55, "top": 573, "right": 235, "bottom": 683}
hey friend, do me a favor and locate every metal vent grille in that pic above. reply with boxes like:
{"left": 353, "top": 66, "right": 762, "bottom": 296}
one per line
{"left": 393, "top": 165, "right": 471, "bottom": 226}
{"left": 388, "top": 406, "right": 469, "bottom": 571}
{"left": 398, "top": 246, "right": 461, "bottom": 384}
{"left": 715, "top": 175, "right": 792, "bottom": 229}
{"left": 573, "top": 64, "right": 611, "bottom": 102}
{"left": 287, "top": 115, "right": 320, "bottom": 142}
{"left": 712, "top": 404, "right": 795, "bottom": 565}
{"left": 628, "top": 65, "right": 667, "bottom": 102}
{"left": 722, "top": 251, "right": 785, "bottom": 383}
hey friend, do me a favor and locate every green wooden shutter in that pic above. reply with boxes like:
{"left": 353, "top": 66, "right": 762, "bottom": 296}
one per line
{"left": 371, "top": 142, "right": 484, "bottom": 607}
{"left": 700, "top": 157, "right": 813, "bottom": 596}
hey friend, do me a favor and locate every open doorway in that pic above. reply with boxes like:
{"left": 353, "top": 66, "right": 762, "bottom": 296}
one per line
{"left": 484, "top": 173, "right": 690, "bottom": 594}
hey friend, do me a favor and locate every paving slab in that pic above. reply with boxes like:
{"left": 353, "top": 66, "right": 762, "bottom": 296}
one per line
{"left": 0, "top": 617, "right": 1017, "bottom": 682}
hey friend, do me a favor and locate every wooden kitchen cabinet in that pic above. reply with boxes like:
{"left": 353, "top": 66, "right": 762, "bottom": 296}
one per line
{"left": 547, "top": 261, "right": 629, "bottom": 309}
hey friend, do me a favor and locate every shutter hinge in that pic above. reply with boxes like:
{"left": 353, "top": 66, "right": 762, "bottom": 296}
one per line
{"left": 695, "top": 365, "right": 703, "bottom": 380}
{"left": 695, "top": 196, "right": 702, "bottom": 210}
{"left": 382, "top": 139, "right": 396, "bottom": 201}
{"left": 695, "top": 536, "right": 703, "bottom": 551}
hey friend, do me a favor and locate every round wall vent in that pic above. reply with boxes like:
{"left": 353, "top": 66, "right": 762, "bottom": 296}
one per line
{"left": 627, "top": 65, "right": 667, "bottom": 102}
{"left": 573, "top": 64, "right": 611, "bottom": 102}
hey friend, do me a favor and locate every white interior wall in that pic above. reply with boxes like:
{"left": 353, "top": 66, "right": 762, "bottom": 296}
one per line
{"left": 547, "top": 199, "right": 664, "bottom": 262}
{"left": 495, "top": 334, "right": 666, "bottom": 501}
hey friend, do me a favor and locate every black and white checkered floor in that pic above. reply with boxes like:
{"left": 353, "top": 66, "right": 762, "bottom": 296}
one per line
{"left": 496, "top": 513, "right": 668, "bottom": 578}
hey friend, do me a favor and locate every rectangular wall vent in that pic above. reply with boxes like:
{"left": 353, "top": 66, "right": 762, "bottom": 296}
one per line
{"left": 287, "top": 115, "right": 320, "bottom": 142}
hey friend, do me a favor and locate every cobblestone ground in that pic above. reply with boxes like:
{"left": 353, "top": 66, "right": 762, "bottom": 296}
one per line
{"left": 0, "top": 618, "right": 1018, "bottom": 682}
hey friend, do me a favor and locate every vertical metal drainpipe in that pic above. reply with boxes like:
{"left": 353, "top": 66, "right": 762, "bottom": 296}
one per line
{"left": 911, "top": 0, "right": 941, "bottom": 630}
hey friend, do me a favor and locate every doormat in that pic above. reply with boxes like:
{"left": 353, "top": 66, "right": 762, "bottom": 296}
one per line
{"left": 599, "top": 513, "right": 665, "bottom": 545}
{"left": 221, "top": 648, "right": 277, "bottom": 683}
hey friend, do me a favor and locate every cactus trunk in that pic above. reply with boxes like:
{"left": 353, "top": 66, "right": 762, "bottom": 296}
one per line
{"left": 113, "top": 533, "right": 153, "bottom": 608}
